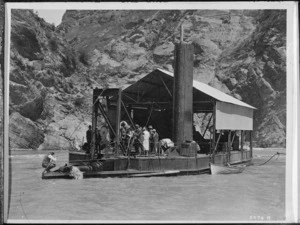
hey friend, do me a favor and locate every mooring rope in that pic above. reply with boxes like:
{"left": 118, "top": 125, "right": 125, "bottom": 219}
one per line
{"left": 257, "top": 152, "right": 286, "bottom": 166}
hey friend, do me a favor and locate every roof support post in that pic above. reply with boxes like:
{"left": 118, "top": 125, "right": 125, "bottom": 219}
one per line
{"left": 227, "top": 131, "right": 231, "bottom": 164}
{"left": 250, "top": 130, "right": 253, "bottom": 159}
{"left": 211, "top": 101, "right": 216, "bottom": 163}
{"left": 91, "top": 89, "right": 99, "bottom": 159}
{"left": 241, "top": 130, "right": 244, "bottom": 161}
{"left": 213, "top": 129, "right": 222, "bottom": 162}
{"left": 115, "top": 88, "right": 122, "bottom": 156}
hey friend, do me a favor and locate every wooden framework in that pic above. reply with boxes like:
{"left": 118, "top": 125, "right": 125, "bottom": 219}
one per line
{"left": 90, "top": 85, "right": 253, "bottom": 163}
{"left": 89, "top": 42, "right": 254, "bottom": 161}
{"left": 91, "top": 88, "right": 126, "bottom": 158}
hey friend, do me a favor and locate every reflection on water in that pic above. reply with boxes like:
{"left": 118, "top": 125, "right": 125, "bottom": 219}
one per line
{"left": 8, "top": 149, "right": 285, "bottom": 222}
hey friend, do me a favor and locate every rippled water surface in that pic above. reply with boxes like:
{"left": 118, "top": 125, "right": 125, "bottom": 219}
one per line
{"left": 7, "top": 149, "right": 285, "bottom": 222}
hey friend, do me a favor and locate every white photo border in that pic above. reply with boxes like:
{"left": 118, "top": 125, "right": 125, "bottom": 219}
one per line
{"left": 3, "top": 1, "right": 299, "bottom": 223}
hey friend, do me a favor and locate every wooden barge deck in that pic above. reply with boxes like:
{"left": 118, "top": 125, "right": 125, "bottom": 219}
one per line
{"left": 42, "top": 150, "right": 252, "bottom": 179}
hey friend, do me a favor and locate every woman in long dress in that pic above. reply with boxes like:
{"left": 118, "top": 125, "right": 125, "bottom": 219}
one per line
{"left": 142, "top": 127, "right": 150, "bottom": 156}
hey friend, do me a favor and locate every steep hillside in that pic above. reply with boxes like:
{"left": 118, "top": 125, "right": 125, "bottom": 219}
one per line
{"left": 58, "top": 9, "right": 286, "bottom": 148}
{"left": 9, "top": 10, "right": 93, "bottom": 150}
{"left": 58, "top": 10, "right": 256, "bottom": 86}
{"left": 213, "top": 10, "right": 286, "bottom": 147}
{"left": 9, "top": 9, "right": 286, "bottom": 149}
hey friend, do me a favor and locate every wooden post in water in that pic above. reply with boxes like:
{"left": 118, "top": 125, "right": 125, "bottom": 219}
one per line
{"left": 115, "top": 88, "right": 122, "bottom": 156}
{"left": 250, "top": 131, "right": 253, "bottom": 159}
{"left": 172, "top": 34, "right": 194, "bottom": 147}
{"left": 241, "top": 130, "right": 244, "bottom": 161}
{"left": 91, "top": 89, "right": 99, "bottom": 159}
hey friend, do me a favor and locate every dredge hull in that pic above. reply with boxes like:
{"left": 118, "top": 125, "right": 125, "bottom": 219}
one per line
{"left": 42, "top": 150, "right": 252, "bottom": 179}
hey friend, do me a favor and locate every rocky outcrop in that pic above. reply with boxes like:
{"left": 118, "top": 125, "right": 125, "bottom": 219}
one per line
{"left": 9, "top": 10, "right": 90, "bottom": 150}
{"left": 213, "top": 10, "right": 286, "bottom": 147}
{"left": 9, "top": 112, "right": 44, "bottom": 149}
{"left": 153, "top": 42, "right": 174, "bottom": 64}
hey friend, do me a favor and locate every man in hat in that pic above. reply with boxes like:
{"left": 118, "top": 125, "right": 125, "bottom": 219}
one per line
{"left": 42, "top": 152, "right": 57, "bottom": 174}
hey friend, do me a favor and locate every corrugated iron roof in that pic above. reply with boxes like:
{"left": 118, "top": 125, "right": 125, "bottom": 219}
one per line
{"left": 156, "top": 68, "right": 256, "bottom": 109}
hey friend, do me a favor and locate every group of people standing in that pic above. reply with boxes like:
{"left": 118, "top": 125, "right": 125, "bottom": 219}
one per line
{"left": 85, "top": 122, "right": 160, "bottom": 156}
{"left": 120, "top": 121, "right": 159, "bottom": 156}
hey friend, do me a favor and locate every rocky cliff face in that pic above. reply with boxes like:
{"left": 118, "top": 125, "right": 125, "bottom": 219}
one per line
{"left": 10, "top": 10, "right": 93, "bottom": 150}
{"left": 58, "top": 10, "right": 256, "bottom": 87}
{"left": 9, "top": 9, "right": 286, "bottom": 149}
{"left": 214, "top": 10, "right": 286, "bottom": 147}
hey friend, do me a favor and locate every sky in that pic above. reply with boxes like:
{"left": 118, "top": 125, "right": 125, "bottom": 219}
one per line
{"left": 35, "top": 9, "right": 66, "bottom": 26}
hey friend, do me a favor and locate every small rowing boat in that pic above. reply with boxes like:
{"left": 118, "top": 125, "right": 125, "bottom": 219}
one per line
{"left": 210, "top": 163, "right": 246, "bottom": 175}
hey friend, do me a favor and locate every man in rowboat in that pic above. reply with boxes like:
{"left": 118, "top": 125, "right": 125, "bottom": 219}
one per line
{"left": 42, "top": 152, "right": 57, "bottom": 174}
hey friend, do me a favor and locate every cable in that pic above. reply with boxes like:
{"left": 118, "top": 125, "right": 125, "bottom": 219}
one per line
{"left": 257, "top": 152, "right": 284, "bottom": 166}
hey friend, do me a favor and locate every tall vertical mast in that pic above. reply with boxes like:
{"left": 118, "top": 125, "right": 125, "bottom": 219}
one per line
{"left": 172, "top": 24, "right": 194, "bottom": 146}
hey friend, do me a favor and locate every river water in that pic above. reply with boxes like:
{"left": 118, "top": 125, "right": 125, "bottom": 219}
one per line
{"left": 7, "top": 148, "right": 285, "bottom": 223}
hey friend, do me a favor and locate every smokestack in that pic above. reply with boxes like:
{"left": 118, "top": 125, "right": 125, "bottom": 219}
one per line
{"left": 172, "top": 28, "right": 194, "bottom": 146}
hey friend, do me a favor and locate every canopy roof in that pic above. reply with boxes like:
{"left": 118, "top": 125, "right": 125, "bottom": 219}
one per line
{"left": 121, "top": 68, "right": 256, "bottom": 111}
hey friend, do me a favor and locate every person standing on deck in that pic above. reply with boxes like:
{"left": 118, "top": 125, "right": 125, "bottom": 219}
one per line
{"left": 142, "top": 126, "right": 150, "bottom": 156}
{"left": 133, "top": 124, "right": 143, "bottom": 155}
{"left": 126, "top": 126, "right": 134, "bottom": 155}
{"left": 42, "top": 152, "right": 57, "bottom": 174}
{"left": 120, "top": 121, "right": 129, "bottom": 151}
{"left": 95, "top": 128, "right": 102, "bottom": 154}
{"left": 152, "top": 129, "right": 159, "bottom": 154}
{"left": 86, "top": 125, "right": 92, "bottom": 152}
{"left": 148, "top": 125, "right": 154, "bottom": 153}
